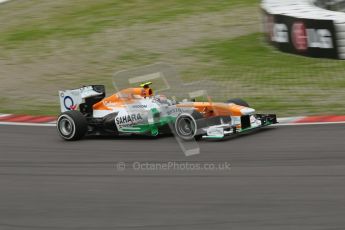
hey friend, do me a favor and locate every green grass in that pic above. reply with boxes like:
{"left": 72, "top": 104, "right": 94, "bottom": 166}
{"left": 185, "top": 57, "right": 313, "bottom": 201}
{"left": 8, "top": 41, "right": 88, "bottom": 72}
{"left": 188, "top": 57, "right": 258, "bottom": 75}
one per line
{"left": 0, "top": 0, "right": 257, "bottom": 47}
{"left": 182, "top": 33, "right": 345, "bottom": 116}
{"left": 0, "top": 97, "right": 59, "bottom": 115}
{"left": 185, "top": 33, "right": 345, "bottom": 85}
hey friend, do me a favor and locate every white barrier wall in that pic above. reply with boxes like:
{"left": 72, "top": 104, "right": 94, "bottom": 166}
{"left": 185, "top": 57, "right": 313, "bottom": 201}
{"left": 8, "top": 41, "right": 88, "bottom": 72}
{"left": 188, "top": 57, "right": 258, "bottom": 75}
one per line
{"left": 314, "top": 0, "right": 345, "bottom": 12}
{"left": 261, "top": 0, "right": 345, "bottom": 59}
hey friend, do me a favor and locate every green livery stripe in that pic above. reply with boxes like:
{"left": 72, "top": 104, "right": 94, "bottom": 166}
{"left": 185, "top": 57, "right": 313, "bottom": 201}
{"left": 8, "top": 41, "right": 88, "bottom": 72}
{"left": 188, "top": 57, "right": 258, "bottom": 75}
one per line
{"left": 120, "top": 116, "right": 176, "bottom": 135}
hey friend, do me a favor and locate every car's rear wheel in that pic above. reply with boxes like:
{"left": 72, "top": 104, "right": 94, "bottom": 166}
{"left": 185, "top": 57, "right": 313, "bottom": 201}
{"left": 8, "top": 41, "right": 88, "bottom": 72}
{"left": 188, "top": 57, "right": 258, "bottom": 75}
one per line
{"left": 226, "top": 98, "right": 250, "bottom": 107}
{"left": 57, "top": 111, "right": 88, "bottom": 141}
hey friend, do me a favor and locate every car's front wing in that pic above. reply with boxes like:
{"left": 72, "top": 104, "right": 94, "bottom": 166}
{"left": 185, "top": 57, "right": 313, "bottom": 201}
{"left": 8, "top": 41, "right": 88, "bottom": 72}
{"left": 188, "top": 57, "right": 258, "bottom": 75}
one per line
{"left": 201, "top": 114, "right": 277, "bottom": 139}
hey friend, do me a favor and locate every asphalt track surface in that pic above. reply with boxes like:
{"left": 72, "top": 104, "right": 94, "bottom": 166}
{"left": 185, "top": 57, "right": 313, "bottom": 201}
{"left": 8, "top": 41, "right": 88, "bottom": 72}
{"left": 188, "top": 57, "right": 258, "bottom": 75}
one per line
{"left": 0, "top": 124, "right": 344, "bottom": 230}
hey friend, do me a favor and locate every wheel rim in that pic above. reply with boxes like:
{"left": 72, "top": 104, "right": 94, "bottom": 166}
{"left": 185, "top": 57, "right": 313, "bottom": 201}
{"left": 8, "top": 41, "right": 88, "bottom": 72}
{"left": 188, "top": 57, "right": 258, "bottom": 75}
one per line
{"left": 59, "top": 117, "right": 74, "bottom": 136}
{"left": 177, "top": 117, "right": 195, "bottom": 137}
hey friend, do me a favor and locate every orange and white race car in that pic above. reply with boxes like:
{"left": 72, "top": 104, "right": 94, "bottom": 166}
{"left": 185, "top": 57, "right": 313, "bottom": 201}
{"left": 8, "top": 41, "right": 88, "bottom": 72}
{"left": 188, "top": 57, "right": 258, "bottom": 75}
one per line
{"left": 57, "top": 84, "right": 277, "bottom": 141}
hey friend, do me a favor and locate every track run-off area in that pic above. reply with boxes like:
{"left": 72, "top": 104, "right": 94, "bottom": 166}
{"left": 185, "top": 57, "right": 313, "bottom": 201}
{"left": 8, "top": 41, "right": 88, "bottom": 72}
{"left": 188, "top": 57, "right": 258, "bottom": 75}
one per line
{"left": 0, "top": 123, "right": 344, "bottom": 230}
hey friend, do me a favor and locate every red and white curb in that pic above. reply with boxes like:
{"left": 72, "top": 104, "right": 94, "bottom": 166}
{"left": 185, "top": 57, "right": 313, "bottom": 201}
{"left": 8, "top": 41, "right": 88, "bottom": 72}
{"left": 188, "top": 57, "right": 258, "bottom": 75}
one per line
{"left": 0, "top": 114, "right": 345, "bottom": 127}
{"left": 277, "top": 115, "right": 345, "bottom": 126}
{"left": 0, "top": 114, "right": 56, "bottom": 127}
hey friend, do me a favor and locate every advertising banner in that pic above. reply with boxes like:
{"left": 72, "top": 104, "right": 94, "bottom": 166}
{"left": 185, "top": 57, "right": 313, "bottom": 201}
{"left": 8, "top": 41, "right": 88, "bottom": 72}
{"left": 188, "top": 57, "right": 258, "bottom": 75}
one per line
{"left": 263, "top": 10, "right": 339, "bottom": 59}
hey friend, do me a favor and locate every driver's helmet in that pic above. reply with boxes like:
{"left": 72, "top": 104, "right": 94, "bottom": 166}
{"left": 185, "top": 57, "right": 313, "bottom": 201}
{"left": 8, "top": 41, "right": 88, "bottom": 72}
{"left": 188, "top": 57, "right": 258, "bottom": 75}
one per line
{"left": 140, "top": 82, "right": 153, "bottom": 98}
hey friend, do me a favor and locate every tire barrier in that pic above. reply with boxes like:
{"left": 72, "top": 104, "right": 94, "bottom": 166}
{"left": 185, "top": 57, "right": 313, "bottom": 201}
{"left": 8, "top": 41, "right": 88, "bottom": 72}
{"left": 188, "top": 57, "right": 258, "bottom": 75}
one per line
{"left": 261, "top": 0, "right": 345, "bottom": 59}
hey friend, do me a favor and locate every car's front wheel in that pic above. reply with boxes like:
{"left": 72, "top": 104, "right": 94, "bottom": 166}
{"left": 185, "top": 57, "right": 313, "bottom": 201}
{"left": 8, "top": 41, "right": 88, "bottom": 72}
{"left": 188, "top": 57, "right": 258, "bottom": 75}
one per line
{"left": 57, "top": 111, "right": 88, "bottom": 141}
{"left": 174, "top": 112, "right": 203, "bottom": 141}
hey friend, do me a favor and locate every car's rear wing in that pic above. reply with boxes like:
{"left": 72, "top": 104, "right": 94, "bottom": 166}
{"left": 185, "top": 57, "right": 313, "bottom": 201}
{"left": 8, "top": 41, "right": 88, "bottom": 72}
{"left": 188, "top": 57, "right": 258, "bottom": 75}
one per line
{"left": 58, "top": 85, "right": 105, "bottom": 112}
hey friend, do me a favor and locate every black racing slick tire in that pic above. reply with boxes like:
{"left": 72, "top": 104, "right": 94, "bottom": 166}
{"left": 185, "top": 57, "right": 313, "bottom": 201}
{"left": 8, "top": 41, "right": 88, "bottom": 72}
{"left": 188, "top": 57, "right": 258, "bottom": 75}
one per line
{"left": 226, "top": 98, "right": 250, "bottom": 107}
{"left": 57, "top": 111, "right": 88, "bottom": 141}
{"left": 174, "top": 111, "right": 203, "bottom": 141}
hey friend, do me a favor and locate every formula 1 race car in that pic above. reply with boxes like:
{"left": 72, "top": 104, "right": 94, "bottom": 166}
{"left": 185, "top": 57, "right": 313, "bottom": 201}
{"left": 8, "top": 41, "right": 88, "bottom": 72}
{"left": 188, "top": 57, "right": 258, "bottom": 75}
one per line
{"left": 57, "top": 83, "right": 277, "bottom": 141}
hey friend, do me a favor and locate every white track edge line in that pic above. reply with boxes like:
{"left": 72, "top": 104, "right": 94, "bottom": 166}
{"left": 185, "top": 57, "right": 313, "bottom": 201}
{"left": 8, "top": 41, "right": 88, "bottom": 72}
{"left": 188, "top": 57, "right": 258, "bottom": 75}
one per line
{"left": 274, "top": 121, "right": 345, "bottom": 126}
{"left": 0, "top": 122, "right": 55, "bottom": 127}
{"left": 1, "top": 121, "right": 345, "bottom": 127}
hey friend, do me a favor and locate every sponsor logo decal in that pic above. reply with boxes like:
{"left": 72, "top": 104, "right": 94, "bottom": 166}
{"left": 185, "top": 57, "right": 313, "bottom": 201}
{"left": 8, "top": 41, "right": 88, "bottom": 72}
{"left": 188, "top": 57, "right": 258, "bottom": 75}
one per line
{"left": 269, "top": 20, "right": 334, "bottom": 52}
{"left": 292, "top": 22, "right": 308, "bottom": 51}
{"left": 292, "top": 21, "right": 333, "bottom": 51}
{"left": 271, "top": 23, "right": 289, "bottom": 43}
{"left": 307, "top": 28, "right": 333, "bottom": 49}
{"left": 103, "top": 101, "right": 117, "bottom": 107}
{"left": 63, "top": 96, "right": 77, "bottom": 110}
{"left": 167, "top": 108, "right": 184, "bottom": 116}
{"left": 116, "top": 113, "right": 143, "bottom": 127}
{"left": 131, "top": 104, "right": 147, "bottom": 108}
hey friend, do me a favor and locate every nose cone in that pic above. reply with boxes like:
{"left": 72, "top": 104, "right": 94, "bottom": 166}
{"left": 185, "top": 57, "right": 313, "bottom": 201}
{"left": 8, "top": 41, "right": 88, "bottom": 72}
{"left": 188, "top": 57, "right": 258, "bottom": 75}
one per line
{"left": 240, "top": 107, "right": 255, "bottom": 115}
